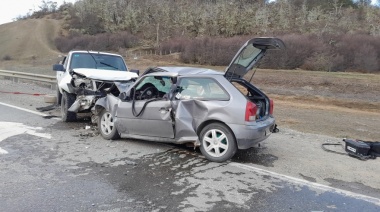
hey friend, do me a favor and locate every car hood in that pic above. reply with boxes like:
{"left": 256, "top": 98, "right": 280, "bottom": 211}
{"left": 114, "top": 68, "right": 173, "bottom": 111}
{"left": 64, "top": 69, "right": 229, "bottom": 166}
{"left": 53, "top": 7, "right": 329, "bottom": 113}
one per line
{"left": 224, "top": 37, "right": 285, "bottom": 79}
{"left": 72, "top": 68, "right": 138, "bottom": 81}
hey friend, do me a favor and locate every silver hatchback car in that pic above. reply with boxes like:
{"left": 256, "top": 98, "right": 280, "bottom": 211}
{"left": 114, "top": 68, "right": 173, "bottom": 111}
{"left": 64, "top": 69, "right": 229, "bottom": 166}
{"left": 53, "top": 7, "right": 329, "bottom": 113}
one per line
{"left": 95, "top": 37, "right": 285, "bottom": 162}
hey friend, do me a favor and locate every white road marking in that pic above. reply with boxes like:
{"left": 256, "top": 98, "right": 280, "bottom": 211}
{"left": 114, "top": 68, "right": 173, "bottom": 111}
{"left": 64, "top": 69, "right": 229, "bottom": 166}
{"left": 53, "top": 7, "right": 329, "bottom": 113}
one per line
{"left": 0, "top": 102, "right": 55, "bottom": 154}
{"left": 0, "top": 102, "right": 48, "bottom": 116}
{"left": 230, "top": 162, "right": 380, "bottom": 206}
{"left": 0, "top": 122, "right": 52, "bottom": 154}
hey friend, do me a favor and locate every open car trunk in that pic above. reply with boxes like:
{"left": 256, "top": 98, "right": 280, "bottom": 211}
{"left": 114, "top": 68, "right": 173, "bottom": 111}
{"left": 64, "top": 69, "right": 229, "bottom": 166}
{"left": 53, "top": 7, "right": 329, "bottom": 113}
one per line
{"left": 224, "top": 37, "right": 285, "bottom": 120}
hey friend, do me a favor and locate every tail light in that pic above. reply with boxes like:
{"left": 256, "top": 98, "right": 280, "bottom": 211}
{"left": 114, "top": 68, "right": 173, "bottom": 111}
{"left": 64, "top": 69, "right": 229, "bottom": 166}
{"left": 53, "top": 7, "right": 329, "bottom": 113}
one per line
{"left": 245, "top": 101, "right": 257, "bottom": 121}
{"left": 269, "top": 99, "right": 274, "bottom": 115}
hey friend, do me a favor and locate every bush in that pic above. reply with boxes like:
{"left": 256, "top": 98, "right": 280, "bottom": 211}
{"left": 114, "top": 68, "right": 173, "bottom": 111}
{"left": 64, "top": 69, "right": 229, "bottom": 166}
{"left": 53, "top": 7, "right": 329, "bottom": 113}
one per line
{"left": 179, "top": 36, "right": 250, "bottom": 66}
{"left": 56, "top": 32, "right": 380, "bottom": 73}
{"left": 158, "top": 37, "right": 190, "bottom": 55}
{"left": 55, "top": 32, "right": 140, "bottom": 53}
{"left": 262, "top": 33, "right": 380, "bottom": 73}
{"left": 261, "top": 34, "right": 322, "bottom": 70}
{"left": 2, "top": 55, "right": 12, "bottom": 61}
{"left": 333, "top": 34, "right": 380, "bottom": 73}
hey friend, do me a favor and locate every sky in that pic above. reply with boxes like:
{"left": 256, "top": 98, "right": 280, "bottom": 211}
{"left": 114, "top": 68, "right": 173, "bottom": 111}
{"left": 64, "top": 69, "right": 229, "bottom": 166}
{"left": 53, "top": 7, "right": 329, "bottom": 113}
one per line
{"left": 0, "top": 0, "right": 77, "bottom": 25}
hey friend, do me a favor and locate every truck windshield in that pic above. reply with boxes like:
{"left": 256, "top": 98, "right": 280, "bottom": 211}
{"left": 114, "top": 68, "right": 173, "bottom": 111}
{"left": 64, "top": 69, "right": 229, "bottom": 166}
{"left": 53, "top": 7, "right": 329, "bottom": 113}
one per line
{"left": 69, "top": 53, "right": 127, "bottom": 71}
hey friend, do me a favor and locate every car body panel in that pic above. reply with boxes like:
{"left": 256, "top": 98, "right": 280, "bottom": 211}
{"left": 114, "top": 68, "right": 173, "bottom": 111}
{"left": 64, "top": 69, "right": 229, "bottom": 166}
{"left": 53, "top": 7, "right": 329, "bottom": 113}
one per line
{"left": 116, "top": 100, "right": 174, "bottom": 138}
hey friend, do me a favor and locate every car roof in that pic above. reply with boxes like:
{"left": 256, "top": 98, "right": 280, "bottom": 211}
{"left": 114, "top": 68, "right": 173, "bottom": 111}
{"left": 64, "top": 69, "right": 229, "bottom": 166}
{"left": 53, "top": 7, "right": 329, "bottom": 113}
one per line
{"left": 153, "top": 66, "right": 223, "bottom": 76}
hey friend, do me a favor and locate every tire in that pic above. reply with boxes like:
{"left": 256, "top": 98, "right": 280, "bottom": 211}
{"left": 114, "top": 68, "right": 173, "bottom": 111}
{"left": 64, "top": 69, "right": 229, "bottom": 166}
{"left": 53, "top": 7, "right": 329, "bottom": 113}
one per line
{"left": 56, "top": 88, "right": 62, "bottom": 105}
{"left": 61, "top": 92, "right": 77, "bottom": 122}
{"left": 199, "top": 123, "right": 237, "bottom": 163}
{"left": 98, "top": 109, "right": 120, "bottom": 140}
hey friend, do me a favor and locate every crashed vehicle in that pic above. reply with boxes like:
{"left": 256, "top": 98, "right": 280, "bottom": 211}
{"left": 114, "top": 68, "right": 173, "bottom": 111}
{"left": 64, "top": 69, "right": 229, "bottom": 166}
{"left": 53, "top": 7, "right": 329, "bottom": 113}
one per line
{"left": 53, "top": 51, "right": 138, "bottom": 122}
{"left": 94, "top": 37, "right": 285, "bottom": 162}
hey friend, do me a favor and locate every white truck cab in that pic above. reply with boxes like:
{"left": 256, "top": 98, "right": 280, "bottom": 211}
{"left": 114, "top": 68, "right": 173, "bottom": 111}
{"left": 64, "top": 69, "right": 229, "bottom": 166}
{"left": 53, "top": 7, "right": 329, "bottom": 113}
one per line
{"left": 53, "top": 50, "right": 138, "bottom": 122}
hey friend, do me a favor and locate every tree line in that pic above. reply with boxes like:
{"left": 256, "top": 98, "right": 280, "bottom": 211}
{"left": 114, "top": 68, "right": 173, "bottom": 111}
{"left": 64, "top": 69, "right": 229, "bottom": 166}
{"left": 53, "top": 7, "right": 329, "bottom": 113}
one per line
{"left": 27, "top": 0, "right": 380, "bottom": 72}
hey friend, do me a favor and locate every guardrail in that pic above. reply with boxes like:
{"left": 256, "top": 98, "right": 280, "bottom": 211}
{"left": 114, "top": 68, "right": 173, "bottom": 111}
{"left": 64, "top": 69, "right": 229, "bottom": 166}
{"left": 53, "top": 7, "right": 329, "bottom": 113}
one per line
{"left": 0, "top": 70, "right": 56, "bottom": 89}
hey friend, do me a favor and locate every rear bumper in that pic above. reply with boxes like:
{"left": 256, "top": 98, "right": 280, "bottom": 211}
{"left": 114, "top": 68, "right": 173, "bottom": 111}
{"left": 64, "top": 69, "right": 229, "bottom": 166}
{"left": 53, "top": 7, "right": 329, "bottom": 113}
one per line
{"left": 229, "top": 117, "right": 276, "bottom": 149}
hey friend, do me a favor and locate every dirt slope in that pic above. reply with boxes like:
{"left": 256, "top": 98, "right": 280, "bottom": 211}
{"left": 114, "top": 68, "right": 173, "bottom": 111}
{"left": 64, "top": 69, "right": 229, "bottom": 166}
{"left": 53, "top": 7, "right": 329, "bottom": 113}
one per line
{"left": 0, "top": 18, "right": 61, "bottom": 60}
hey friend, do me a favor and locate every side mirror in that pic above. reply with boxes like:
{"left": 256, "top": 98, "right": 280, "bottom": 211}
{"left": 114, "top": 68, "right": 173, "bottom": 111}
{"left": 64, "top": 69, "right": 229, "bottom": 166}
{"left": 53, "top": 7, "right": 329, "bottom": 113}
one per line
{"left": 119, "top": 87, "right": 136, "bottom": 101}
{"left": 119, "top": 92, "right": 131, "bottom": 101}
{"left": 130, "top": 69, "right": 140, "bottom": 76}
{"left": 53, "top": 64, "right": 65, "bottom": 72}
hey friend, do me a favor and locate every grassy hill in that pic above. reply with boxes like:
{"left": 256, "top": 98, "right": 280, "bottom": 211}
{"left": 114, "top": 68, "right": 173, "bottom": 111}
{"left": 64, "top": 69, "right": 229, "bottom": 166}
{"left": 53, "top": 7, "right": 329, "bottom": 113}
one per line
{"left": 0, "top": 18, "right": 61, "bottom": 60}
{"left": 0, "top": 18, "right": 63, "bottom": 75}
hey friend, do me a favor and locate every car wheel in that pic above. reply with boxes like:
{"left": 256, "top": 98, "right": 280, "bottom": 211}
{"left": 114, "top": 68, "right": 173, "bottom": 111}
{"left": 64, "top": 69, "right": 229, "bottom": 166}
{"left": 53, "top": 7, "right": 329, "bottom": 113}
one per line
{"left": 98, "top": 109, "right": 120, "bottom": 140}
{"left": 199, "top": 123, "right": 237, "bottom": 163}
{"left": 61, "top": 92, "right": 77, "bottom": 122}
{"left": 56, "top": 88, "right": 62, "bottom": 105}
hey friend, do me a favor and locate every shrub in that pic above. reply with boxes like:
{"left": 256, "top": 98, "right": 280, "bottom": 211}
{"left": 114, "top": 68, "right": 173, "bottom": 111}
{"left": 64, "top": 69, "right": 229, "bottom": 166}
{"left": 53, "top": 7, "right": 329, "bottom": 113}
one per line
{"left": 261, "top": 34, "right": 322, "bottom": 70}
{"left": 333, "top": 34, "right": 380, "bottom": 73}
{"left": 55, "top": 32, "right": 140, "bottom": 53}
{"left": 158, "top": 37, "right": 190, "bottom": 55}
{"left": 179, "top": 36, "right": 249, "bottom": 66}
{"left": 2, "top": 55, "right": 12, "bottom": 61}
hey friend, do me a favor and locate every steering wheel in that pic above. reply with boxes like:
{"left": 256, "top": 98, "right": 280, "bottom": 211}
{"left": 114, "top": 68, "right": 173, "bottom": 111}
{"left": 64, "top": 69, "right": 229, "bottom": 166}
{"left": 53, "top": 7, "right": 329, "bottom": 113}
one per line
{"left": 139, "top": 86, "right": 159, "bottom": 100}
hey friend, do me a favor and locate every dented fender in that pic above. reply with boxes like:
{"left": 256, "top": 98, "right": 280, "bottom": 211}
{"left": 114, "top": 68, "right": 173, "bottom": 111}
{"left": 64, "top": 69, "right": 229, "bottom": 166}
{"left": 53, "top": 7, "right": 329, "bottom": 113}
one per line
{"left": 94, "top": 94, "right": 120, "bottom": 115}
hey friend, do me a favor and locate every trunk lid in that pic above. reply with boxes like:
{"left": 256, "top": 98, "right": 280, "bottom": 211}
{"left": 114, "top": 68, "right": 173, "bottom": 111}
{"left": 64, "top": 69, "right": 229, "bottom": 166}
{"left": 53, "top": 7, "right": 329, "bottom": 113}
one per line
{"left": 224, "top": 37, "right": 285, "bottom": 79}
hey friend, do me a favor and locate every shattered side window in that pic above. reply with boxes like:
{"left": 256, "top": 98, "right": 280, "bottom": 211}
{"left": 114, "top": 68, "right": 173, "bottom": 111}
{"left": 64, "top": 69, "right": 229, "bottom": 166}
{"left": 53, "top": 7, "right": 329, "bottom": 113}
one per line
{"left": 136, "top": 76, "right": 172, "bottom": 93}
{"left": 176, "top": 77, "right": 229, "bottom": 100}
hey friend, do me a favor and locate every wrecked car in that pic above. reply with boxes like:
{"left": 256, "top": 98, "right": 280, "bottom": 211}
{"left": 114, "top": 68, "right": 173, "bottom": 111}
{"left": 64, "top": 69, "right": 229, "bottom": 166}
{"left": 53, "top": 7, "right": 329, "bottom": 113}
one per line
{"left": 53, "top": 51, "right": 139, "bottom": 122}
{"left": 94, "top": 37, "right": 285, "bottom": 162}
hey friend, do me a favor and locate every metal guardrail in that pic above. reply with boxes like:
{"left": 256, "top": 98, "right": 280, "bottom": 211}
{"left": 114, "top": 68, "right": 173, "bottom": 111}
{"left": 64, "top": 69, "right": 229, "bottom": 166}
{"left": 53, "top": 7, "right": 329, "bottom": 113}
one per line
{"left": 0, "top": 69, "right": 56, "bottom": 89}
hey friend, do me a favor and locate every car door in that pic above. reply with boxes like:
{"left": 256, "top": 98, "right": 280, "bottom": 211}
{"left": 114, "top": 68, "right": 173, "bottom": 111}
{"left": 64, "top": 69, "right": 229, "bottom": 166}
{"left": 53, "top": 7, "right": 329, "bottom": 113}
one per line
{"left": 116, "top": 75, "right": 175, "bottom": 138}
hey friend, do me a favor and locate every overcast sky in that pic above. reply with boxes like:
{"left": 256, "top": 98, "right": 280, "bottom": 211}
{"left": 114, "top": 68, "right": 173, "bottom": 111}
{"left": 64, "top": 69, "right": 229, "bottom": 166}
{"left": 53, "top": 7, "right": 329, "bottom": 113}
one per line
{"left": 0, "top": 0, "right": 77, "bottom": 25}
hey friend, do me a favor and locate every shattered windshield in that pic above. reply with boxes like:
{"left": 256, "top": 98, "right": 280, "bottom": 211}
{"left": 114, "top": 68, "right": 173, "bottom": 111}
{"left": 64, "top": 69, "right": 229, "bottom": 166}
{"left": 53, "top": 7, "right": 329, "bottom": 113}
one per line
{"left": 69, "top": 53, "right": 127, "bottom": 71}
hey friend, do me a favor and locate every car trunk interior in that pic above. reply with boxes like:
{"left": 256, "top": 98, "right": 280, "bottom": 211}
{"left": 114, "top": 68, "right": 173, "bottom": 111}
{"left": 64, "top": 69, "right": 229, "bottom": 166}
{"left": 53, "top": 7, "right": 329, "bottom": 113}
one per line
{"left": 230, "top": 79, "right": 270, "bottom": 120}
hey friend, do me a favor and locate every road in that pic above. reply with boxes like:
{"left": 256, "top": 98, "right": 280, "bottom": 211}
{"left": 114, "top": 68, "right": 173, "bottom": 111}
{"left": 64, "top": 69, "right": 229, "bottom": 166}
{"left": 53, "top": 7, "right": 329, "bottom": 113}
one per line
{"left": 0, "top": 80, "right": 380, "bottom": 211}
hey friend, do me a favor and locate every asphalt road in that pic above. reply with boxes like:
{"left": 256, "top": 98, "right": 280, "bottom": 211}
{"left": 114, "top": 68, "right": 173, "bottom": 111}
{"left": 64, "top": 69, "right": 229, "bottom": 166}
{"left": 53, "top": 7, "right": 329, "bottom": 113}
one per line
{"left": 1, "top": 101, "right": 380, "bottom": 212}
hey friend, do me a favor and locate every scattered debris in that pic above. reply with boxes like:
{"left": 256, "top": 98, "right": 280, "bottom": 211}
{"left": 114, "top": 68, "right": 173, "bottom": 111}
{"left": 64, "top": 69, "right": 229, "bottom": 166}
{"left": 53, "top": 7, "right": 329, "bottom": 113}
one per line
{"left": 36, "top": 104, "right": 59, "bottom": 112}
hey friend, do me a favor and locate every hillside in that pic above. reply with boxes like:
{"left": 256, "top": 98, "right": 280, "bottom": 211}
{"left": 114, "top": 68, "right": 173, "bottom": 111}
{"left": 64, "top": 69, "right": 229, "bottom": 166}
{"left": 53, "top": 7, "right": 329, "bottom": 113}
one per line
{"left": 0, "top": 19, "right": 64, "bottom": 74}
{"left": 0, "top": 18, "right": 61, "bottom": 60}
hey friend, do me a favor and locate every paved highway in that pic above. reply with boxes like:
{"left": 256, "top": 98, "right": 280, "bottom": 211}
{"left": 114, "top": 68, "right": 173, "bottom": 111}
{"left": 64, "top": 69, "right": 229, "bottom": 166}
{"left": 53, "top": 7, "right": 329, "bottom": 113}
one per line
{"left": 1, "top": 101, "right": 379, "bottom": 211}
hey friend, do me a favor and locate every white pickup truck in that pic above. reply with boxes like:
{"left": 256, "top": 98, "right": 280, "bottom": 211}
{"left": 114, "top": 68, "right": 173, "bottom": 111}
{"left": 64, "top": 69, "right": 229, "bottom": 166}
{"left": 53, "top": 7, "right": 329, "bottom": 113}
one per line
{"left": 53, "top": 50, "right": 139, "bottom": 122}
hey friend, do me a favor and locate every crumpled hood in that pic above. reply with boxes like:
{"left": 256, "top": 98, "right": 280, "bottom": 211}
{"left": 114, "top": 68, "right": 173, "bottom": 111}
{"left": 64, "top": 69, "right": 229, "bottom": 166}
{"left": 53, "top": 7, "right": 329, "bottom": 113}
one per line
{"left": 72, "top": 68, "right": 138, "bottom": 81}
